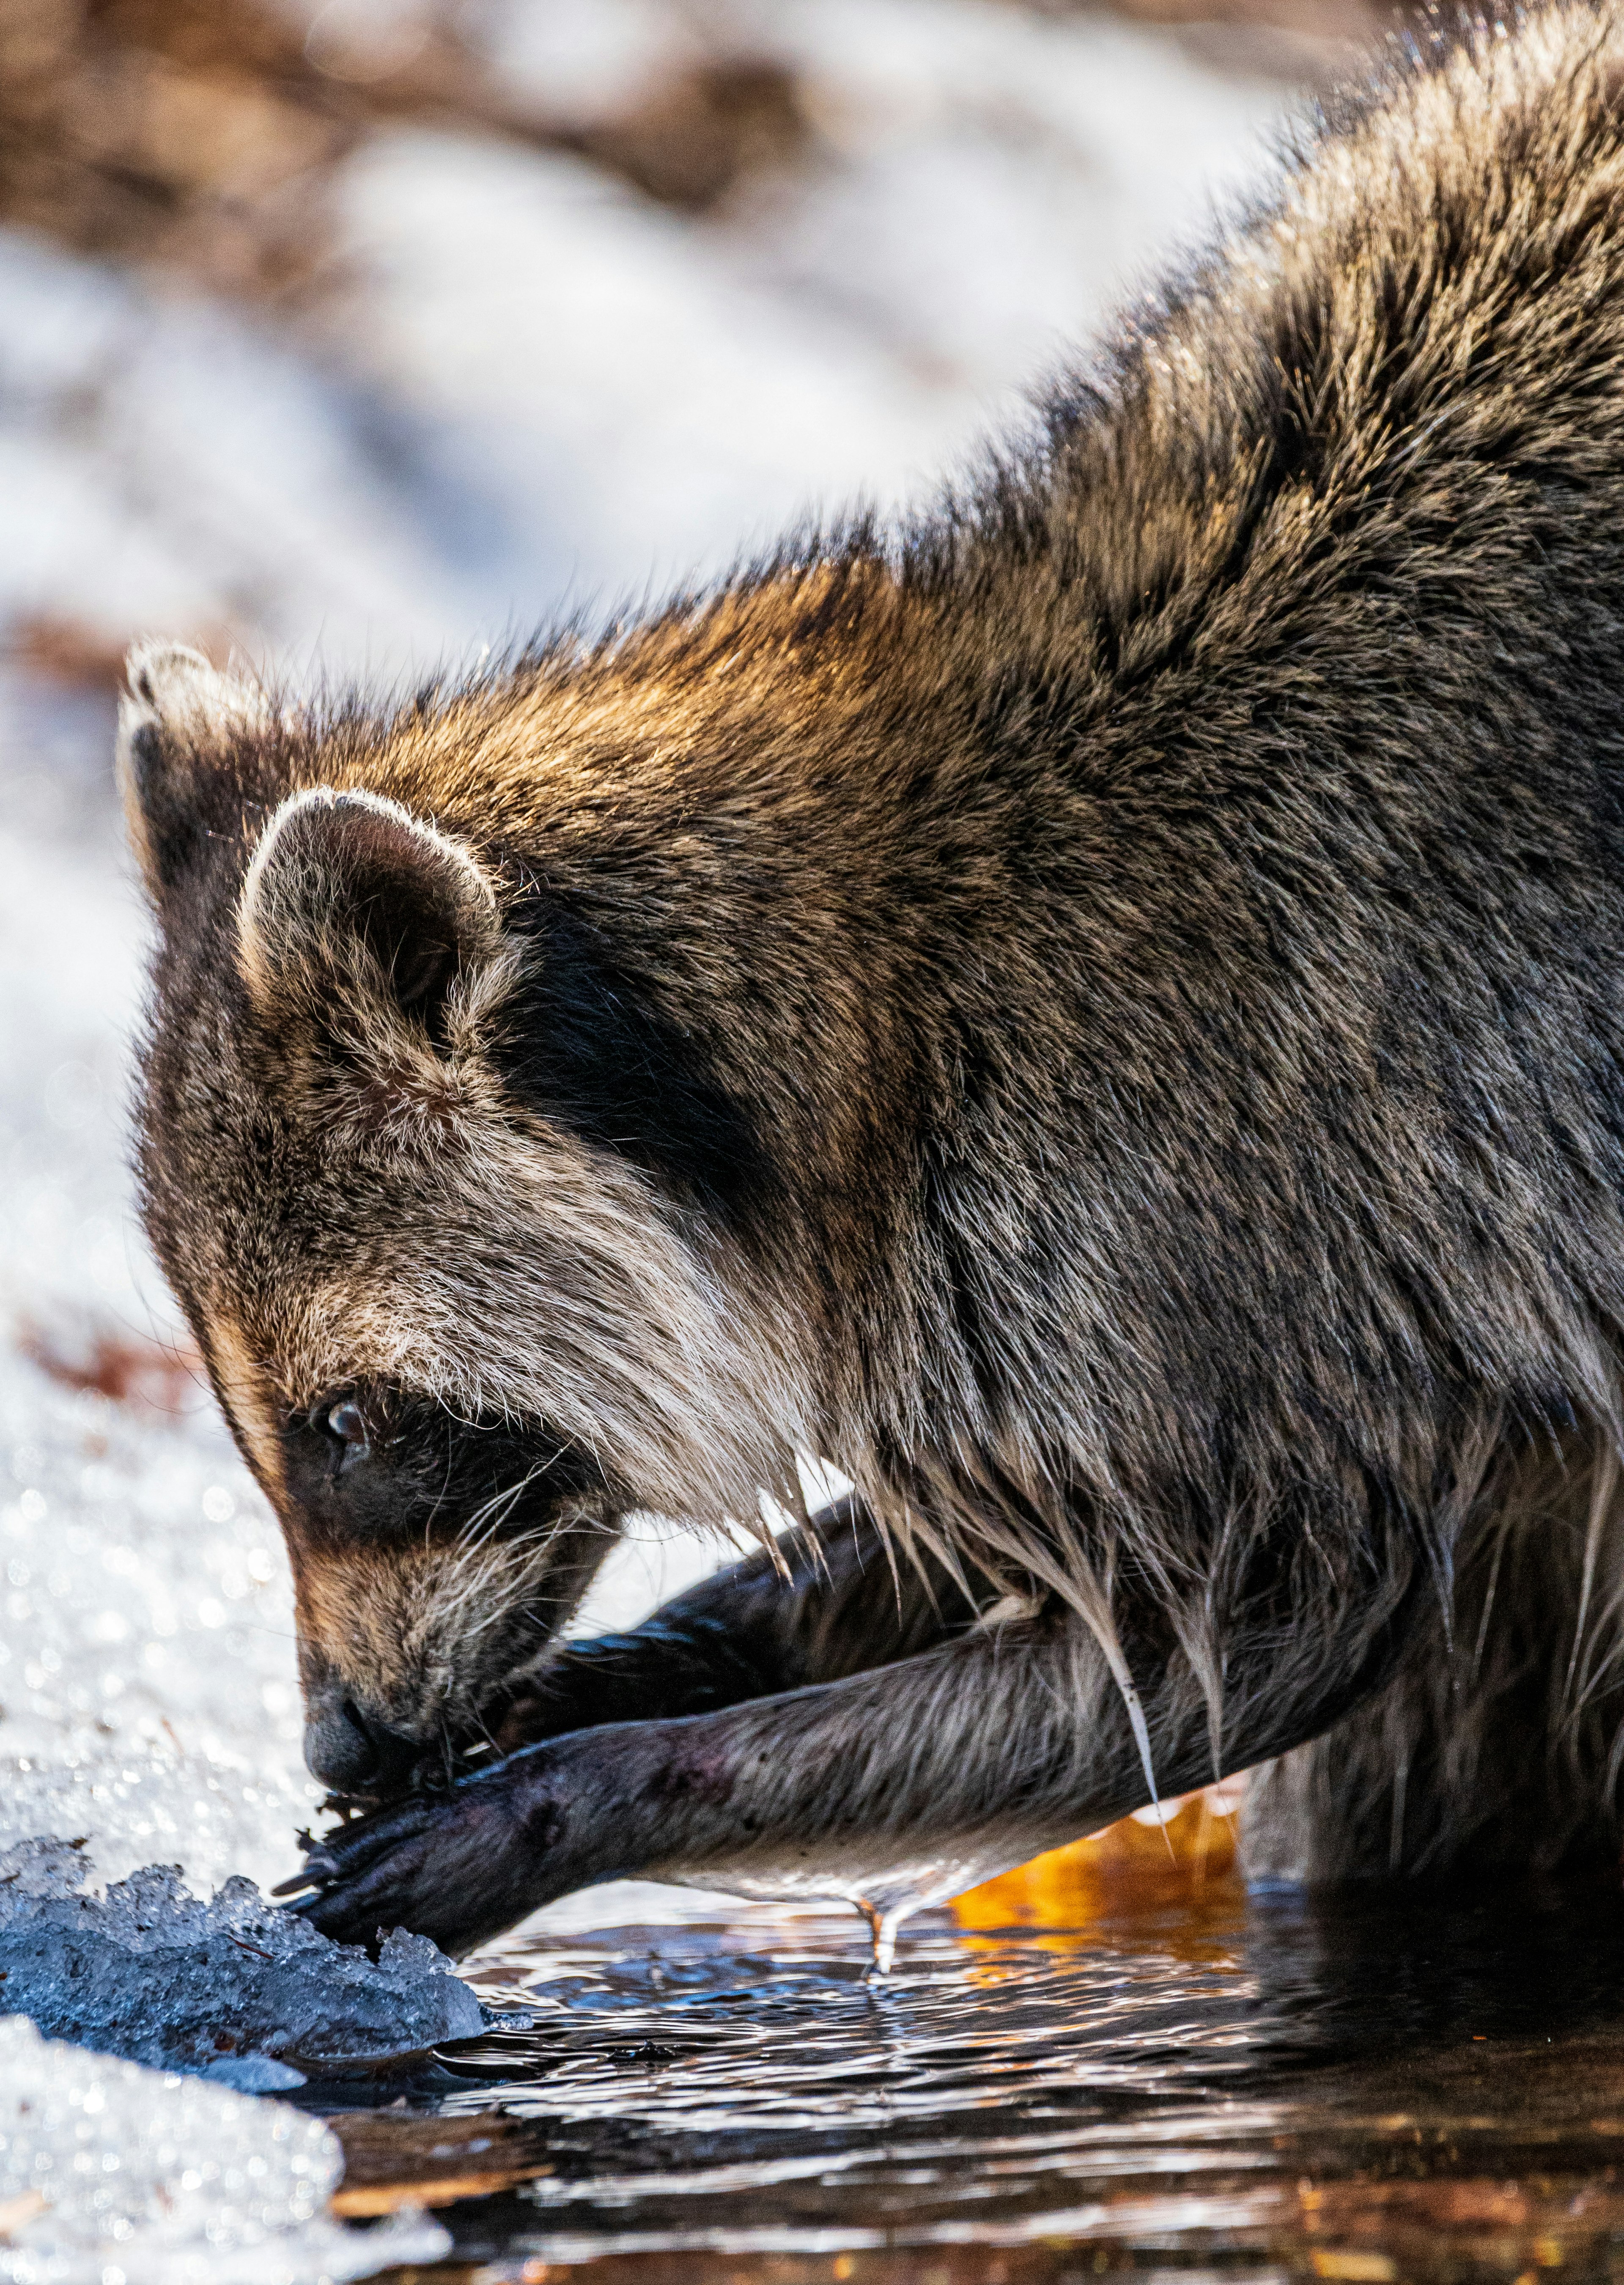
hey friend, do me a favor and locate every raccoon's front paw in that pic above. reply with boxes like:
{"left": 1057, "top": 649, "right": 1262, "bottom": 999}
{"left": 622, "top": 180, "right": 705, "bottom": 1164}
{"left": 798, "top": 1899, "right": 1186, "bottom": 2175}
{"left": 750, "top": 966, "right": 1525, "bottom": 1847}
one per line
{"left": 277, "top": 1747, "right": 578, "bottom": 1958}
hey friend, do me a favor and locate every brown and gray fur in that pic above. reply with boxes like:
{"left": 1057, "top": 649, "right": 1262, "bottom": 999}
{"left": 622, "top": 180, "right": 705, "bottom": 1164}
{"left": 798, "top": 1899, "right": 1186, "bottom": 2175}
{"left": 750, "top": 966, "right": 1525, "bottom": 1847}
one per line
{"left": 122, "top": 2, "right": 1624, "bottom": 1957}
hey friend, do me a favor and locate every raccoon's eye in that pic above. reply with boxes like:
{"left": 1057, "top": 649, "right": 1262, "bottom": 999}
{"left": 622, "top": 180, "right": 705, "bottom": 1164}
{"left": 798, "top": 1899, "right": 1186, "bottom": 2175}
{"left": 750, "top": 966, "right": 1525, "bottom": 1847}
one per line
{"left": 321, "top": 1399, "right": 371, "bottom": 1475}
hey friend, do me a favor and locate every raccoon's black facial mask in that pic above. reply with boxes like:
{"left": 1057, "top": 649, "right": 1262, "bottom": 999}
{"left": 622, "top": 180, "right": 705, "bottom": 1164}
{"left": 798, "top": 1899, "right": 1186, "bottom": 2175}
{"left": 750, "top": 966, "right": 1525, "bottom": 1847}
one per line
{"left": 277, "top": 1383, "right": 620, "bottom": 1797}
{"left": 279, "top": 1381, "right": 608, "bottom": 1547}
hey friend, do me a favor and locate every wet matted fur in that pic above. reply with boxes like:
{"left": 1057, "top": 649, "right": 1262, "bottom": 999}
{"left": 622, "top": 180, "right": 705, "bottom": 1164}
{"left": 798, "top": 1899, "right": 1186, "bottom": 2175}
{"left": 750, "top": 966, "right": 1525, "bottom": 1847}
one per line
{"left": 126, "top": 1, "right": 1624, "bottom": 1954}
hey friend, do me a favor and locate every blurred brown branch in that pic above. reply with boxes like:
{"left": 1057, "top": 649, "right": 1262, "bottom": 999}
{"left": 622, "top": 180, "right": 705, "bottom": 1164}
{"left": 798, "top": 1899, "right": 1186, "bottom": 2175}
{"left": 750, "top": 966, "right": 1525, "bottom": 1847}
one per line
{"left": 0, "top": 0, "right": 1392, "bottom": 309}
{"left": 1008, "top": 0, "right": 1385, "bottom": 29}
{"left": 0, "top": 0, "right": 812, "bottom": 300}
{"left": 0, "top": 0, "right": 356, "bottom": 295}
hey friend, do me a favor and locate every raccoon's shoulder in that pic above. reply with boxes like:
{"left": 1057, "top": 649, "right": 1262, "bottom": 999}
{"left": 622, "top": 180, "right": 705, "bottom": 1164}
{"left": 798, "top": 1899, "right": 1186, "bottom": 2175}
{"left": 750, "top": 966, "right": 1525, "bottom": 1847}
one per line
{"left": 907, "top": 1, "right": 1624, "bottom": 673}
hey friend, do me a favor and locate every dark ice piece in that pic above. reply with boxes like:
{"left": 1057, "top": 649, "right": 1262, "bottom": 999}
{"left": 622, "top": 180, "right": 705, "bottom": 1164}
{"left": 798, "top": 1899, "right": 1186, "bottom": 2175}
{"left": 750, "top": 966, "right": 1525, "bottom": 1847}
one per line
{"left": 0, "top": 1835, "right": 484, "bottom": 2077}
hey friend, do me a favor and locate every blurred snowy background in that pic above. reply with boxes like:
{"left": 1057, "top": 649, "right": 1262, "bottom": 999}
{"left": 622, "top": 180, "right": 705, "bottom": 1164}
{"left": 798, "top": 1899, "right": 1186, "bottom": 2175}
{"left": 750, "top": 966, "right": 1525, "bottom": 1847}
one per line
{"left": 0, "top": 0, "right": 1376, "bottom": 1901}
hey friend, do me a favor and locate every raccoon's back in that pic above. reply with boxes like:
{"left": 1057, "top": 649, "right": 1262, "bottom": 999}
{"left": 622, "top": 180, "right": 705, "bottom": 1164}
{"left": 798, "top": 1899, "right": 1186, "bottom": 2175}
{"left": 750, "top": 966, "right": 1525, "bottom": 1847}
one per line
{"left": 892, "top": 6, "right": 1624, "bottom": 1482}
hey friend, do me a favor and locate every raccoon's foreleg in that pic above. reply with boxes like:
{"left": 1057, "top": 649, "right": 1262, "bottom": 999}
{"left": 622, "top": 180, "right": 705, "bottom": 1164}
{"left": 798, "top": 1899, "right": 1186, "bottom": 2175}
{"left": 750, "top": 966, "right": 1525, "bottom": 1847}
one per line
{"left": 288, "top": 1579, "right": 1405, "bottom": 1959}
{"left": 488, "top": 1494, "right": 985, "bottom": 1753}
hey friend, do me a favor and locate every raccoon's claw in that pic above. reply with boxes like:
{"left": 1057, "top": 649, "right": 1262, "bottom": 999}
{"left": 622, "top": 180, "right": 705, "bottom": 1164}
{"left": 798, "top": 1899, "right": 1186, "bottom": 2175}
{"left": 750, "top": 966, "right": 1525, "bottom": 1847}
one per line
{"left": 277, "top": 1796, "right": 434, "bottom": 1905}
{"left": 276, "top": 1750, "right": 572, "bottom": 1957}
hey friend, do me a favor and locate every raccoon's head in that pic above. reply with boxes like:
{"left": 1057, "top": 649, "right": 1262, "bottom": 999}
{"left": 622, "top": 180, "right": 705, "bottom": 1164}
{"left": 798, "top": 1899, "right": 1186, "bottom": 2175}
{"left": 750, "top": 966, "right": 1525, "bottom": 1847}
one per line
{"left": 120, "top": 644, "right": 814, "bottom": 1796}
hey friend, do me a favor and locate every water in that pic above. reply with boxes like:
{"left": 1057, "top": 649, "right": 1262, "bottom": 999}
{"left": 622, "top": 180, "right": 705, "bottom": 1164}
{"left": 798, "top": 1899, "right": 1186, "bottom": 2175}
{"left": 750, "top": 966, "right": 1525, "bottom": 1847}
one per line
{"left": 307, "top": 1842, "right": 1624, "bottom": 2282}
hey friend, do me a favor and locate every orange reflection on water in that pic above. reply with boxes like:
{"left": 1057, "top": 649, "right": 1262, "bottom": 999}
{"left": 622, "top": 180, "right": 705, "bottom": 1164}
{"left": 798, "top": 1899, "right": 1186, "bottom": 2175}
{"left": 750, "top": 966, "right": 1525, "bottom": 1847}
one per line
{"left": 952, "top": 1782, "right": 1245, "bottom": 1941}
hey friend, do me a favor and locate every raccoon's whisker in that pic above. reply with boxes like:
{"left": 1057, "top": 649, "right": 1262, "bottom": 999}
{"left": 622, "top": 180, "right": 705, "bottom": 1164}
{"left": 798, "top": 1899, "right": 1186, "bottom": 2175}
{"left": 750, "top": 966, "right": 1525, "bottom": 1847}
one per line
{"left": 1566, "top": 1442, "right": 1621, "bottom": 1714}
{"left": 457, "top": 1461, "right": 552, "bottom": 1552}
{"left": 461, "top": 1591, "right": 532, "bottom": 1642}
{"left": 424, "top": 1434, "right": 458, "bottom": 1541}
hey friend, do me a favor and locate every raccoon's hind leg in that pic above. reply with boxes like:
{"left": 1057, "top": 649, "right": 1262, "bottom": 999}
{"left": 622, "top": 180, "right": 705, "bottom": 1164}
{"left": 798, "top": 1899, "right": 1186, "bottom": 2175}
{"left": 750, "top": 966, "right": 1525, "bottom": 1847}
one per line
{"left": 488, "top": 1494, "right": 987, "bottom": 1753}
{"left": 1243, "top": 1430, "right": 1624, "bottom": 1887}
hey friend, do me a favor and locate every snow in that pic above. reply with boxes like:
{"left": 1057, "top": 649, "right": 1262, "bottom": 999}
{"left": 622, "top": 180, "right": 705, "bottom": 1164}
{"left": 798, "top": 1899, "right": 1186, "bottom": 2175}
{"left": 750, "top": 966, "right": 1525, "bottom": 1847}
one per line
{"left": 0, "top": 761, "right": 322, "bottom": 1895}
{"left": 0, "top": 235, "right": 479, "bottom": 681}
{"left": 734, "top": 0, "right": 1292, "bottom": 398}
{"left": 0, "top": 2016, "right": 448, "bottom": 2285}
{"left": 328, "top": 3, "right": 1291, "bottom": 610}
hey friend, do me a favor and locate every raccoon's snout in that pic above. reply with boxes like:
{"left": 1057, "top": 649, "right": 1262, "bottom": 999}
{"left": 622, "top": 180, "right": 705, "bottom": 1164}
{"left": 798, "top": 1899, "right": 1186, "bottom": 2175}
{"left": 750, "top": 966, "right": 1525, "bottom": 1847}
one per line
{"left": 304, "top": 1689, "right": 421, "bottom": 1796}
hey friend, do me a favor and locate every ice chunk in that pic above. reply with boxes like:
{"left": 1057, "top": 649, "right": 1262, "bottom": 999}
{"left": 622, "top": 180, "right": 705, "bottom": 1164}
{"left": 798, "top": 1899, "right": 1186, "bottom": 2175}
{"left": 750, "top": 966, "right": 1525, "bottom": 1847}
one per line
{"left": 202, "top": 2055, "right": 311, "bottom": 2093}
{"left": 0, "top": 2014, "right": 450, "bottom": 2285}
{"left": 0, "top": 1835, "right": 483, "bottom": 2078}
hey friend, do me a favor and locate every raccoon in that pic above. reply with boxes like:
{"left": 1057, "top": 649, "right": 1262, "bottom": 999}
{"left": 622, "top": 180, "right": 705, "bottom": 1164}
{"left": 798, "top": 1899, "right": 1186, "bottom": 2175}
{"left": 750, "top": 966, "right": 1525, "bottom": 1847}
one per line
{"left": 124, "top": 3, "right": 1624, "bottom": 1961}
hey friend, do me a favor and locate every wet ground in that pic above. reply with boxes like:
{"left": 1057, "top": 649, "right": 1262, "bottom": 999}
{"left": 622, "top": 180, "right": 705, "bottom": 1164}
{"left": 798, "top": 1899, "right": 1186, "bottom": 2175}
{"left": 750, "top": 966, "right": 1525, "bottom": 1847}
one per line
{"left": 304, "top": 1808, "right": 1624, "bottom": 2285}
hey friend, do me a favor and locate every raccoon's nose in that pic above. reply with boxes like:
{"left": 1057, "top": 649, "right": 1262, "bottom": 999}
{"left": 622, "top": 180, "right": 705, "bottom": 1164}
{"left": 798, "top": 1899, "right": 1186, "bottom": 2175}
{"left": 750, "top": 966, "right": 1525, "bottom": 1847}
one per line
{"left": 303, "top": 1697, "right": 420, "bottom": 1795}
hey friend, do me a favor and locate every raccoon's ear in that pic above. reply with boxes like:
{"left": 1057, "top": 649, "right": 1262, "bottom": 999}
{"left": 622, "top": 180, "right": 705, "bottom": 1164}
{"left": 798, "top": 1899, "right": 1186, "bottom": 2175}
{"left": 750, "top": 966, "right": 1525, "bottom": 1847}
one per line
{"left": 118, "top": 641, "right": 270, "bottom": 896}
{"left": 237, "top": 787, "right": 502, "bottom": 1044}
